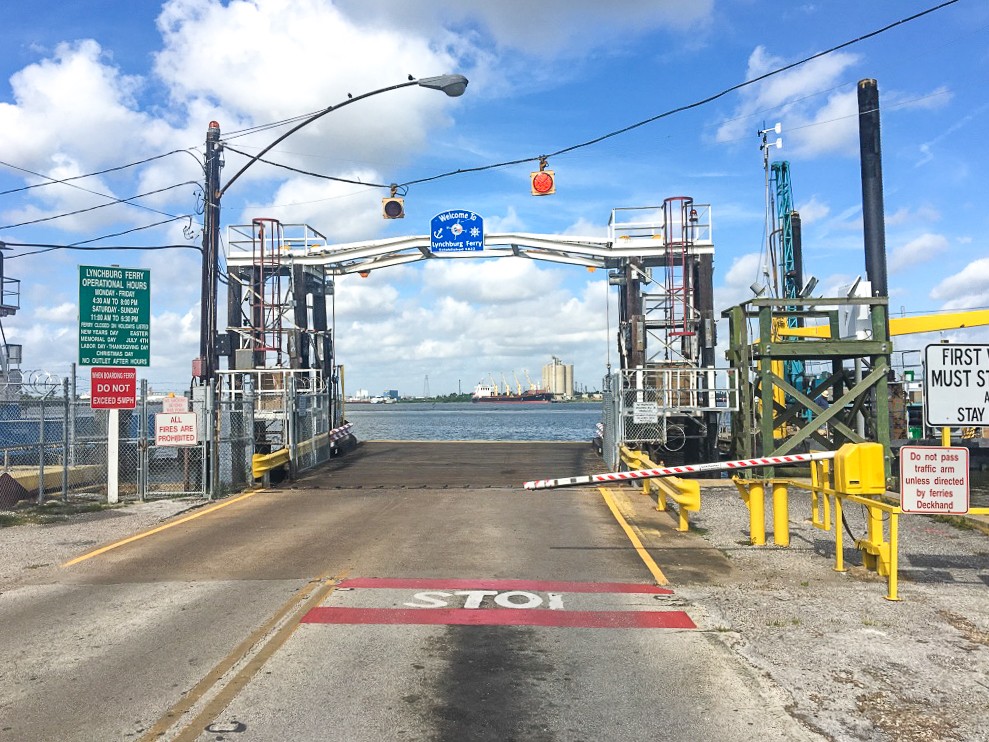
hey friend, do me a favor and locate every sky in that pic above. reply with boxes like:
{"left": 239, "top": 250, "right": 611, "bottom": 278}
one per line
{"left": 1, "top": 0, "right": 987, "bottom": 397}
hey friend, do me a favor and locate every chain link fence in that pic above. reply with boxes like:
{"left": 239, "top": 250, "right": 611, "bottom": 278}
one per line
{"left": 600, "top": 366, "right": 738, "bottom": 469}
{"left": 2, "top": 366, "right": 347, "bottom": 510}
{"left": 0, "top": 369, "right": 211, "bottom": 508}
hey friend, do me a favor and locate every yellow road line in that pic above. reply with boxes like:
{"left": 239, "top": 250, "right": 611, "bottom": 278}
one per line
{"left": 599, "top": 486, "right": 669, "bottom": 586}
{"left": 140, "top": 569, "right": 346, "bottom": 742}
{"left": 61, "top": 489, "right": 267, "bottom": 567}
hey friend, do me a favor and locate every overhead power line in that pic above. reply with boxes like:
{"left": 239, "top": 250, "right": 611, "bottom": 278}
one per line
{"left": 398, "top": 0, "right": 962, "bottom": 188}
{"left": 3, "top": 240, "right": 203, "bottom": 259}
{"left": 0, "top": 149, "right": 203, "bottom": 196}
{"left": 0, "top": 181, "right": 201, "bottom": 230}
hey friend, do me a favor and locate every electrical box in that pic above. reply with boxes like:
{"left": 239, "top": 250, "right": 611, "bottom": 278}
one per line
{"left": 833, "top": 442, "right": 886, "bottom": 495}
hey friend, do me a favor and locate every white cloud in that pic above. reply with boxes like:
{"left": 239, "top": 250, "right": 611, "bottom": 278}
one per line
{"left": 929, "top": 257, "right": 989, "bottom": 309}
{"left": 796, "top": 195, "right": 829, "bottom": 224}
{"left": 716, "top": 46, "right": 861, "bottom": 158}
{"left": 333, "top": 1, "right": 715, "bottom": 57}
{"left": 717, "top": 251, "right": 763, "bottom": 310}
{"left": 889, "top": 233, "right": 949, "bottom": 273}
{"left": 484, "top": 206, "right": 526, "bottom": 233}
{"left": 563, "top": 217, "right": 608, "bottom": 238}
{"left": 886, "top": 205, "right": 941, "bottom": 227}
{"left": 420, "top": 258, "right": 559, "bottom": 304}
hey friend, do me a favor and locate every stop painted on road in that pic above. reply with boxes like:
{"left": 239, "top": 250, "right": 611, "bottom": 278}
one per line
{"left": 300, "top": 577, "right": 696, "bottom": 629}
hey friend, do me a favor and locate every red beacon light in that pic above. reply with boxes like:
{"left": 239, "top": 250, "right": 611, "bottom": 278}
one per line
{"left": 530, "top": 157, "right": 555, "bottom": 196}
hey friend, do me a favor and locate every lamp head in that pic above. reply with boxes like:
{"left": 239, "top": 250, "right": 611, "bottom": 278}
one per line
{"left": 417, "top": 74, "right": 469, "bottom": 97}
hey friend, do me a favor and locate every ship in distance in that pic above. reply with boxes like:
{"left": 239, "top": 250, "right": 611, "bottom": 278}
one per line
{"left": 472, "top": 372, "right": 553, "bottom": 403}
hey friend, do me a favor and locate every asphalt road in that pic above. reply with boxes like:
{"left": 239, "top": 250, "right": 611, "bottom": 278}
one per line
{"left": 1, "top": 442, "right": 824, "bottom": 741}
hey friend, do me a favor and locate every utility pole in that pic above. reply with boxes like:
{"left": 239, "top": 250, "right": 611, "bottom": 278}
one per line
{"left": 198, "top": 121, "right": 223, "bottom": 383}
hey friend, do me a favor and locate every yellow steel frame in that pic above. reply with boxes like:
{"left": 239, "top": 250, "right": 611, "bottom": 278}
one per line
{"left": 620, "top": 446, "right": 700, "bottom": 531}
{"left": 733, "top": 459, "right": 903, "bottom": 600}
{"left": 777, "top": 309, "right": 989, "bottom": 339}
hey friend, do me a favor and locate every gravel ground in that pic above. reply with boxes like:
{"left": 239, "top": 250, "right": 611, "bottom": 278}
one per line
{"left": 676, "top": 484, "right": 989, "bottom": 742}
{"left": 0, "top": 498, "right": 207, "bottom": 591}
{"left": 2, "top": 488, "right": 988, "bottom": 742}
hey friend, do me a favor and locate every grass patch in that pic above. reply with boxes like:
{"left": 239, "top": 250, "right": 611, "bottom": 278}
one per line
{"left": 0, "top": 500, "right": 114, "bottom": 527}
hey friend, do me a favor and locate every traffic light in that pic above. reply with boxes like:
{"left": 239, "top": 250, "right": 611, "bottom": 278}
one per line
{"left": 530, "top": 169, "right": 555, "bottom": 196}
{"left": 382, "top": 196, "right": 405, "bottom": 219}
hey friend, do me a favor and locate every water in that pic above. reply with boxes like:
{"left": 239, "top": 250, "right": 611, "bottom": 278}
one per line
{"left": 343, "top": 401, "right": 602, "bottom": 442}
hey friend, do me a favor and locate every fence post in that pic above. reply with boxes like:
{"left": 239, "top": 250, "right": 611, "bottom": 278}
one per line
{"left": 138, "top": 379, "right": 148, "bottom": 501}
{"left": 61, "top": 378, "right": 69, "bottom": 502}
{"left": 244, "top": 374, "right": 255, "bottom": 484}
{"left": 69, "top": 363, "right": 77, "bottom": 467}
{"left": 37, "top": 390, "right": 46, "bottom": 505}
{"left": 288, "top": 374, "right": 298, "bottom": 479}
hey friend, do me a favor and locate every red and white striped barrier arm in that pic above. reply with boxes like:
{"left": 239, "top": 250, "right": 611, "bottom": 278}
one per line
{"left": 523, "top": 450, "right": 837, "bottom": 490}
{"left": 328, "top": 422, "right": 353, "bottom": 442}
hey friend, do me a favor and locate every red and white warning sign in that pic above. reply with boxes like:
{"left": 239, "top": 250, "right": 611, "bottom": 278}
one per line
{"left": 154, "top": 412, "right": 199, "bottom": 447}
{"left": 90, "top": 367, "right": 137, "bottom": 409}
{"left": 899, "top": 445, "right": 969, "bottom": 514}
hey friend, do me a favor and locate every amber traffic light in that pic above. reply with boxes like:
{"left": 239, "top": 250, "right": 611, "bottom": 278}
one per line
{"left": 382, "top": 197, "right": 405, "bottom": 219}
{"left": 530, "top": 169, "right": 555, "bottom": 196}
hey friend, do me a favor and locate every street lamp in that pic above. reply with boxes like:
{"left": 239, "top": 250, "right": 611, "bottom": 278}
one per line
{"left": 196, "top": 74, "right": 469, "bottom": 383}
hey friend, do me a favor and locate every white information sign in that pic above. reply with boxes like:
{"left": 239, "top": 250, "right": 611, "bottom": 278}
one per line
{"left": 632, "top": 401, "right": 659, "bottom": 424}
{"left": 155, "top": 412, "right": 199, "bottom": 447}
{"left": 899, "top": 445, "right": 969, "bottom": 514}
{"left": 161, "top": 395, "right": 189, "bottom": 414}
{"left": 923, "top": 343, "right": 989, "bottom": 427}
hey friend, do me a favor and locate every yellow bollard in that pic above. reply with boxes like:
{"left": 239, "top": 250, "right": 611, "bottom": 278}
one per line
{"left": 749, "top": 483, "right": 766, "bottom": 545}
{"left": 886, "top": 512, "right": 900, "bottom": 601}
{"left": 772, "top": 482, "right": 790, "bottom": 547}
{"left": 834, "top": 495, "right": 847, "bottom": 573}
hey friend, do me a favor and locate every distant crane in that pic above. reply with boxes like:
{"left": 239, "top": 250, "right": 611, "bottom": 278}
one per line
{"left": 770, "top": 160, "right": 806, "bottom": 397}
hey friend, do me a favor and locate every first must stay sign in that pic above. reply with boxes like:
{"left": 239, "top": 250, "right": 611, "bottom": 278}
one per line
{"left": 923, "top": 343, "right": 989, "bottom": 427}
{"left": 79, "top": 265, "right": 150, "bottom": 367}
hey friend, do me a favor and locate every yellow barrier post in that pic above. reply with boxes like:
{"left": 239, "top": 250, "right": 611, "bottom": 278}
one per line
{"left": 886, "top": 512, "right": 899, "bottom": 601}
{"left": 749, "top": 482, "right": 766, "bottom": 546}
{"left": 772, "top": 482, "right": 790, "bottom": 547}
{"left": 809, "top": 460, "right": 831, "bottom": 531}
{"left": 833, "top": 494, "right": 846, "bottom": 573}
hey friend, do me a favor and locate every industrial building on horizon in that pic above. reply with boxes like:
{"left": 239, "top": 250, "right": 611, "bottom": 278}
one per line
{"left": 542, "top": 356, "right": 574, "bottom": 399}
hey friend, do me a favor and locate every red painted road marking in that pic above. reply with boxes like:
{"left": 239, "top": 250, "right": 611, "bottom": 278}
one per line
{"left": 301, "top": 607, "right": 696, "bottom": 629}
{"left": 303, "top": 578, "right": 695, "bottom": 629}
{"left": 337, "top": 577, "right": 674, "bottom": 594}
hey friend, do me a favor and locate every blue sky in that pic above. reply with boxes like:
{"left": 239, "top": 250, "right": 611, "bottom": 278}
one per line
{"left": 1, "top": 0, "right": 987, "bottom": 396}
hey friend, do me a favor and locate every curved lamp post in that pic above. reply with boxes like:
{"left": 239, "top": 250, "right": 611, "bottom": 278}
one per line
{"left": 197, "top": 74, "right": 469, "bottom": 383}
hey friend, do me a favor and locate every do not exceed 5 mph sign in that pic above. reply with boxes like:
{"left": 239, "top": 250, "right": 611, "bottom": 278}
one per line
{"left": 924, "top": 344, "right": 989, "bottom": 426}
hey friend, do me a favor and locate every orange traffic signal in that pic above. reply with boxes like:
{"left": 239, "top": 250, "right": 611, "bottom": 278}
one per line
{"left": 382, "top": 197, "right": 405, "bottom": 219}
{"left": 530, "top": 169, "right": 555, "bottom": 196}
